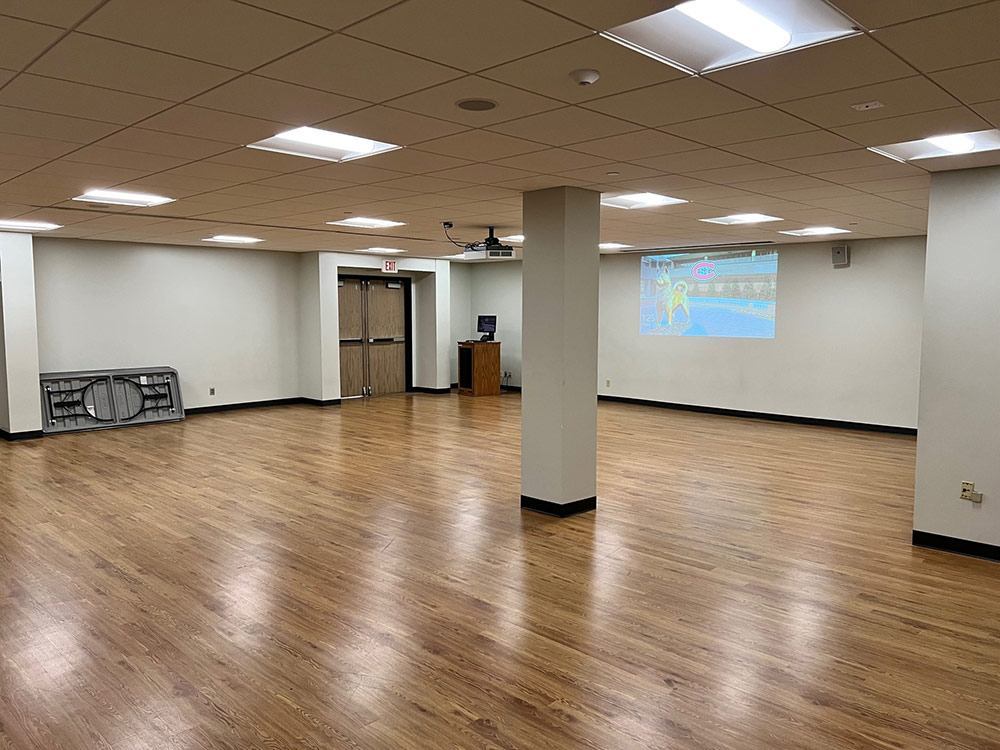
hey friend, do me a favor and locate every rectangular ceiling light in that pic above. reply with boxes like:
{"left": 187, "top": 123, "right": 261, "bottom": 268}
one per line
{"left": 247, "top": 127, "right": 400, "bottom": 163}
{"left": 603, "top": 0, "right": 858, "bottom": 73}
{"left": 701, "top": 213, "right": 782, "bottom": 225}
{"left": 499, "top": 234, "right": 524, "bottom": 243}
{"left": 73, "top": 189, "right": 174, "bottom": 207}
{"left": 599, "top": 242, "right": 633, "bottom": 250}
{"left": 0, "top": 219, "right": 63, "bottom": 232}
{"left": 357, "top": 247, "right": 405, "bottom": 254}
{"left": 779, "top": 226, "right": 850, "bottom": 236}
{"left": 601, "top": 192, "right": 688, "bottom": 210}
{"left": 327, "top": 217, "right": 406, "bottom": 229}
{"left": 870, "top": 129, "right": 1000, "bottom": 162}
{"left": 203, "top": 235, "right": 264, "bottom": 244}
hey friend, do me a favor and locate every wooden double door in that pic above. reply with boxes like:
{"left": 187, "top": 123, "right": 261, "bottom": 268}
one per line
{"left": 339, "top": 277, "right": 410, "bottom": 398}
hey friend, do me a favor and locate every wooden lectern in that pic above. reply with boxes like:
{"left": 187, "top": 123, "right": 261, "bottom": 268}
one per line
{"left": 457, "top": 341, "right": 501, "bottom": 396}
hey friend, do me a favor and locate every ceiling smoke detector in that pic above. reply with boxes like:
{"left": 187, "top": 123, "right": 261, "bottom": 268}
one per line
{"left": 457, "top": 98, "right": 497, "bottom": 111}
{"left": 570, "top": 69, "right": 601, "bottom": 86}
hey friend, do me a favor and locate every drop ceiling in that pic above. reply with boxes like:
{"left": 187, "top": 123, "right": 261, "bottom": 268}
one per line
{"left": 0, "top": 0, "right": 997, "bottom": 256}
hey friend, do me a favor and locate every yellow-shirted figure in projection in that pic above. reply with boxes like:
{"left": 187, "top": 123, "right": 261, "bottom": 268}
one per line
{"left": 655, "top": 266, "right": 690, "bottom": 326}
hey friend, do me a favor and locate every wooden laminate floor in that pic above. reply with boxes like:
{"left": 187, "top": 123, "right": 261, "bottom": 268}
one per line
{"left": 1, "top": 394, "right": 998, "bottom": 749}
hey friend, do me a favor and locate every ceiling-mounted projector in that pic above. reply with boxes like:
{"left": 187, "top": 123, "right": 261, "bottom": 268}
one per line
{"left": 442, "top": 223, "right": 516, "bottom": 259}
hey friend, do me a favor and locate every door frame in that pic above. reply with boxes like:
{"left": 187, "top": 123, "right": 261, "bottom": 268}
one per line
{"left": 338, "top": 274, "right": 413, "bottom": 394}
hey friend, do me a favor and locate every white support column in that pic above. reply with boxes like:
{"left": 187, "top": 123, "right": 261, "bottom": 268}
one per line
{"left": 297, "top": 252, "right": 340, "bottom": 404}
{"left": 914, "top": 166, "right": 1000, "bottom": 557}
{"left": 0, "top": 232, "right": 43, "bottom": 438}
{"left": 520, "top": 186, "right": 601, "bottom": 516}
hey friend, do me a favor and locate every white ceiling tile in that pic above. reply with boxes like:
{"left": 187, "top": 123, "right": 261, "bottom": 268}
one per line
{"left": 557, "top": 163, "right": 664, "bottom": 183}
{"left": 259, "top": 34, "right": 462, "bottom": 103}
{"left": 64, "top": 145, "right": 192, "bottom": 172}
{"left": 521, "top": 0, "right": 679, "bottom": 30}
{"left": 875, "top": 2, "right": 1000, "bottom": 72}
{"left": 687, "top": 164, "right": 798, "bottom": 184}
{"left": 831, "top": 106, "right": 992, "bottom": 145}
{"left": 725, "top": 131, "right": 858, "bottom": 162}
{"left": 139, "top": 105, "right": 285, "bottom": 145}
{"left": 347, "top": 0, "right": 588, "bottom": 72}
{"left": 487, "top": 107, "right": 639, "bottom": 146}
{"left": 79, "top": 0, "right": 328, "bottom": 70}
{"left": 0, "top": 74, "right": 172, "bottom": 125}
{"left": 235, "top": 0, "right": 401, "bottom": 30}
{"left": 95, "top": 128, "right": 235, "bottom": 160}
{"left": 814, "top": 163, "right": 927, "bottom": 184}
{"left": 315, "top": 106, "right": 468, "bottom": 149}
{"left": 773, "top": 149, "right": 891, "bottom": 173}
{"left": 0, "top": 0, "right": 104, "bottom": 27}
{"left": 426, "top": 164, "right": 539, "bottom": 185}
{"left": 190, "top": 75, "right": 368, "bottom": 125}
{"left": 662, "top": 108, "right": 815, "bottom": 146}
{"left": 777, "top": 76, "right": 963, "bottom": 128}
{"left": 388, "top": 76, "right": 563, "bottom": 128}
{"left": 0, "top": 16, "right": 63, "bottom": 70}
{"left": 972, "top": 100, "right": 1000, "bottom": 128}
{"left": 569, "top": 129, "right": 699, "bottom": 160}
{"left": 707, "top": 35, "right": 918, "bottom": 104}
{"left": 0, "top": 133, "right": 81, "bottom": 159}
{"left": 929, "top": 61, "right": 1000, "bottom": 105}
{"left": 831, "top": 0, "right": 984, "bottom": 29}
{"left": 28, "top": 33, "right": 237, "bottom": 100}
{"left": 582, "top": 77, "right": 756, "bottom": 127}
{"left": 632, "top": 148, "right": 754, "bottom": 173}
{"left": 732, "top": 175, "right": 832, "bottom": 195}
{"left": 480, "top": 33, "right": 687, "bottom": 105}
{"left": 0, "top": 105, "right": 119, "bottom": 143}
{"left": 357, "top": 148, "right": 472, "bottom": 175}
{"left": 417, "top": 130, "right": 545, "bottom": 161}
{"left": 492, "top": 147, "right": 611, "bottom": 172}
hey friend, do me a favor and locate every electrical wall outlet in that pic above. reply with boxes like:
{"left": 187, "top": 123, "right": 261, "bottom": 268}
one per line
{"left": 209, "top": 387, "right": 216, "bottom": 396}
{"left": 961, "top": 481, "right": 983, "bottom": 503}
{"left": 605, "top": 379, "right": 611, "bottom": 388}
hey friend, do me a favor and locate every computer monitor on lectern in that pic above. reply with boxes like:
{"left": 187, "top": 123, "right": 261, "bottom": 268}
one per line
{"left": 477, "top": 314, "right": 497, "bottom": 341}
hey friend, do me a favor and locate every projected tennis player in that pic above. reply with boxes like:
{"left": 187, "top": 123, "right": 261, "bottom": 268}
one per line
{"left": 667, "top": 281, "right": 690, "bottom": 324}
{"left": 655, "top": 267, "right": 673, "bottom": 326}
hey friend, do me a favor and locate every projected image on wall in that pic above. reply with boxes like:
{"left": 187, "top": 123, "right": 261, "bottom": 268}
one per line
{"left": 640, "top": 249, "right": 778, "bottom": 338}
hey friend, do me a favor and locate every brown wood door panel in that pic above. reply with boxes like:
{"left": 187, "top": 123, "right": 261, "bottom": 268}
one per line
{"left": 368, "top": 341, "right": 406, "bottom": 396}
{"left": 367, "top": 280, "right": 406, "bottom": 340}
{"left": 339, "top": 342, "right": 365, "bottom": 398}
{"left": 338, "top": 278, "right": 364, "bottom": 340}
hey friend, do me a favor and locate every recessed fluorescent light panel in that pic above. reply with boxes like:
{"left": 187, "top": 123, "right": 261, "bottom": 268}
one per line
{"left": 701, "top": 213, "right": 782, "bottom": 225}
{"left": 499, "top": 234, "right": 524, "bottom": 243}
{"left": 871, "top": 129, "right": 1000, "bottom": 162}
{"left": 73, "top": 189, "right": 174, "bottom": 207}
{"left": 357, "top": 247, "right": 405, "bottom": 254}
{"left": 0, "top": 219, "right": 62, "bottom": 232}
{"left": 600, "top": 242, "right": 633, "bottom": 250}
{"left": 779, "top": 227, "right": 850, "bottom": 236}
{"left": 203, "top": 235, "right": 263, "bottom": 244}
{"left": 327, "top": 217, "right": 406, "bottom": 229}
{"left": 603, "top": 0, "right": 858, "bottom": 73}
{"left": 601, "top": 192, "right": 688, "bottom": 210}
{"left": 247, "top": 127, "right": 400, "bottom": 163}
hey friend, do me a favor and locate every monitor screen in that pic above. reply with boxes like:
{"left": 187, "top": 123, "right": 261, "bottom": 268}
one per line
{"left": 477, "top": 314, "right": 497, "bottom": 333}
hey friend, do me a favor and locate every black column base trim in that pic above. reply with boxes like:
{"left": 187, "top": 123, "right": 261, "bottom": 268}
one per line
{"left": 502, "top": 385, "right": 521, "bottom": 393}
{"left": 410, "top": 386, "right": 452, "bottom": 394}
{"left": 0, "top": 428, "right": 44, "bottom": 442}
{"left": 187, "top": 397, "right": 340, "bottom": 415}
{"left": 597, "top": 395, "right": 916, "bottom": 435}
{"left": 521, "top": 495, "right": 596, "bottom": 518}
{"left": 300, "top": 397, "right": 342, "bottom": 407}
{"left": 912, "top": 530, "right": 1000, "bottom": 562}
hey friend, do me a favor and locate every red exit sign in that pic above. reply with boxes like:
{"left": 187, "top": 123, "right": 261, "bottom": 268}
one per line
{"left": 382, "top": 258, "right": 398, "bottom": 274}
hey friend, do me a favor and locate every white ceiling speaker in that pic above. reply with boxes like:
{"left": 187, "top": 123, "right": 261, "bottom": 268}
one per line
{"left": 569, "top": 69, "right": 601, "bottom": 86}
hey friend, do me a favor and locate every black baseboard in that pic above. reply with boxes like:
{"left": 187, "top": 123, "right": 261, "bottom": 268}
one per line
{"left": 451, "top": 381, "right": 458, "bottom": 389}
{"left": 0, "top": 428, "right": 44, "bottom": 442}
{"left": 502, "top": 385, "right": 521, "bottom": 392}
{"left": 912, "top": 531, "right": 1000, "bottom": 563}
{"left": 597, "top": 395, "right": 916, "bottom": 435}
{"left": 410, "top": 386, "right": 452, "bottom": 394}
{"left": 187, "top": 397, "right": 339, "bottom": 415}
{"left": 521, "top": 495, "right": 597, "bottom": 517}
